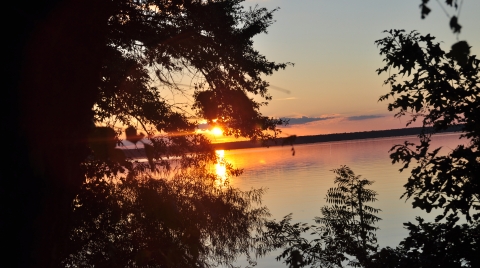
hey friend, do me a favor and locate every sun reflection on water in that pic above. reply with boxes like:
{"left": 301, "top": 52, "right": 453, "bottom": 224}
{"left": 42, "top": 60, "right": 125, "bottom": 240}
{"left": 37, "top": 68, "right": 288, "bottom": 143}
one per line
{"left": 215, "top": 150, "right": 228, "bottom": 186}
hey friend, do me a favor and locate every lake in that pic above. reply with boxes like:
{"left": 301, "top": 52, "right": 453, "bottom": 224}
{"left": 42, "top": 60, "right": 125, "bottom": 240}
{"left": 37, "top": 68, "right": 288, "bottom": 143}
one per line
{"left": 217, "top": 133, "right": 466, "bottom": 267}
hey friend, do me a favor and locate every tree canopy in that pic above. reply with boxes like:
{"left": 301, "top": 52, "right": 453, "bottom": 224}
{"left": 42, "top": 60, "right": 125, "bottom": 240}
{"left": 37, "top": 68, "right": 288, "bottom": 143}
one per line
{"left": 5, "top": 0, "right": 290, "bottom": 267}
{"left": 95, "top": 0, "right": 289, "bottom": 141}
{"left": 75, "top": 0, "right": 293, "bottom": 265}
{"left": 375, "top": 29, "right": 479, "bottom": 222}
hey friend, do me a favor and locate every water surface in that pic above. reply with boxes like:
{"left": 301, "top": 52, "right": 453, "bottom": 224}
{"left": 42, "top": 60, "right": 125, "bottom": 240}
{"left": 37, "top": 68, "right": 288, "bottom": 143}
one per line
{"left": 221, "top": 133, "right": 465, "bottom": 267}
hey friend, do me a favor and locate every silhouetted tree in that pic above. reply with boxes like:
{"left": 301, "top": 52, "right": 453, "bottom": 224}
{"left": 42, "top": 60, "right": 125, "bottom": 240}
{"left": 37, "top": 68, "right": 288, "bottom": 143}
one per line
{"left": 368, "top": 29, "right": 480, "bottom": 268}
{"left": 375, "top": 30, "right": 479, "bottom": 222}
{"left": 398, "top": 215, "right": 479, "bottom": 267}
{"left": 64, "top": 156, "right": 268, "bottom": 267}
{"left": 96, "top": 0, "right": 289, "bottom": 141}
{"left": 259, "top": 166, "right": 381, "bottom": 268}
{"left": 368, "top": 214, "right": 479, "bottom": 268}
{"left": 5, "top": 0, "right": 289, "bottom": 267}
{"left": 417, "top": 1, "right": 474, "bottom": 90}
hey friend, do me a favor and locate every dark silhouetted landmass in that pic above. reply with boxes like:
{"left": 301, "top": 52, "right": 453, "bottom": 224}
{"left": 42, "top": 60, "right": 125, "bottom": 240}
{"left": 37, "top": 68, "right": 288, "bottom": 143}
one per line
{"left": 121, "top": 126, "right": 462, "bottom": 158}
{"left": 212, "top": 125, "right": 463, "bottom": 151}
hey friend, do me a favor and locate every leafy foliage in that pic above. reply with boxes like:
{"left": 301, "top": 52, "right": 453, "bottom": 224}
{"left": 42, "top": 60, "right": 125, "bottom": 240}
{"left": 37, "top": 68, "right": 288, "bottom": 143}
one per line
{"left": 259, "top": 214, "right": 323, "bottom": 267}
{"left": 76, "top": 124, "right": 275, "bottom": 267}
{"left": 316, "top": 166, "right": 381, "bottom": 267}
{"left": 59, "top": 1, "right": 291, "bottom": 266}
{"left": 259, "top": 166, "right": 381, "bottom": 268}
{"left": 418, "top": 0, "right": 463, "bottom": 34}
{"left": 417, "top": 0, "right": 472, "bottom": 76}
{"left": 96, "top": 0, "right": 289, "bottom": 141}
{"left": 87, "top": 0, "right": 292, "bottom": 202}
{"left": 65, "top": 156, "right": 269, "bottom": 267}
{"left": 259, "top": 165, "right": 478, "bottom": 268}
{"left": 8, "top": 0, "right": 290, "bottom": 267}
{"left": 369, "top": 215, "right": 480, "bottom": 268}
{"left": 396, "top": 215, "right": 479, "bottom": 267}
{"left": 375, "top": 29, "right": 480, "bottom": 222}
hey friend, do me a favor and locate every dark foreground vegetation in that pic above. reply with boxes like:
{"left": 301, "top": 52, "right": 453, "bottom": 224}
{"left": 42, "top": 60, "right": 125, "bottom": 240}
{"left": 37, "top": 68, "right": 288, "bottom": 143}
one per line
{"left": 5, "top": 0, "right": 287, "bottom": 267}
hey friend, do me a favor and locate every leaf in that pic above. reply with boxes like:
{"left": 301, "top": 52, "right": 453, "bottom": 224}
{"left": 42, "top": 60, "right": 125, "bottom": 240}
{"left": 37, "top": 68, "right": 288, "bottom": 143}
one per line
{"left": 434, "top": 214, "right": 445, "bottom": 222}
{"left": 449, "top": 16, "right": 462, "bottom": 34}
{"left": 449, "top": 41, "right": 470, "bottom": 67}
{"left": 420, "top": 1, "right": 431, "bottom": 19}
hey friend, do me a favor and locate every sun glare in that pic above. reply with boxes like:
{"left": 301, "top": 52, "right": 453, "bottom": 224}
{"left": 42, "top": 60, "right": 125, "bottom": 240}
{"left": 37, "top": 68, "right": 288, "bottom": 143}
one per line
{"left": 215, "top": 150, "right": 227, "bottom": 186}
{"left": 211, "top": 127, "right": 223, "bottom": 136}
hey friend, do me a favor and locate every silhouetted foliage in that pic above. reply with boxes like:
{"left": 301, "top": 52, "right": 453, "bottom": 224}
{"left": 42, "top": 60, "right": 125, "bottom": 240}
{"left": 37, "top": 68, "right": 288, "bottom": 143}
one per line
{"left": 375, "top": 29, "right": 480, "bottom": 222}
{"left": 259, "top": 165, "right": 479, "bottom": 267}
{"left": 63, "top": 1, "right": 294, "bottom": 265}
{"left": 418, "top": 0, "right": 463, "bottom": 34}
{"left": 417, "top": 0, "right": 472, "bottom": 72}
{"left": 96, "top": 0, "right": 289, "bottom": 141}
{"left": 317, "top": 166, "right": 381, "bottom": 267}
{"left": 397, "top": 215, "right": 479, "bottom": 267}
{"left": 259, "top": 166, "right": 381, "bottom": 268}
{"left": 6, "top": 0, "right": 290, "bottom": 266}
{"left": 368, "top": 215, "right": 480, "bottom": 268}
{"left": 64, "top": 159, "right": 268, "bottom": 268}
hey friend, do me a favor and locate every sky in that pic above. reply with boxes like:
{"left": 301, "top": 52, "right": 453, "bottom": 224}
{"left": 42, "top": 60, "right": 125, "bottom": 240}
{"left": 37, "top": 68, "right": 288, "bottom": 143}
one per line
{"left": 231, "top": 0, "right": 480, "bottom": 137}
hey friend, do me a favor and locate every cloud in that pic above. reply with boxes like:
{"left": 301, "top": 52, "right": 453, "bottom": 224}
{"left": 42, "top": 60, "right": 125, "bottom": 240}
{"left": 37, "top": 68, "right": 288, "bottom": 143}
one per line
{"left": 269, "top": 85, "right": 291, "bottom": 94}
{"left": 282, "top": 116, "right": 335, "bottom": 125}
{"left": 275, "top": 97, "right": 298, "bottom": 101}
{"left": 346, "top": 114, "right": 385, "bottom": 121}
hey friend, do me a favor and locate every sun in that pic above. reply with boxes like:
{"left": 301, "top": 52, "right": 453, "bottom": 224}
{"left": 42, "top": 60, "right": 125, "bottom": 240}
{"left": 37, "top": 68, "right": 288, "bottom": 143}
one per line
{"left": 211, "top": 127, "right": 223, "bottom": 136}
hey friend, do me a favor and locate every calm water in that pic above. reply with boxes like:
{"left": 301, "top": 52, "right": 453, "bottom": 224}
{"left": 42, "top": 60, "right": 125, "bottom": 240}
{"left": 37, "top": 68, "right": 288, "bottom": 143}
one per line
{"left": 220, "top": 133, "right": 466, "bottom": 267}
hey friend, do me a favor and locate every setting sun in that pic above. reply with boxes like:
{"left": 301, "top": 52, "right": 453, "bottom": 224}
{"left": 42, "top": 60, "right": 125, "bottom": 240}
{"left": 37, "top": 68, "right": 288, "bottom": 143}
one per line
{"left": 211, "top": 127, "right": 223, "bottom": 136}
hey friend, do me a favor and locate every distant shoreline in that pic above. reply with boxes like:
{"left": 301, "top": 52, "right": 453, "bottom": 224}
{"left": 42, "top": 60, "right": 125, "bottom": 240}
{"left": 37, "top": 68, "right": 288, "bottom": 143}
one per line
{"left": 212, "top": 125, "right": 463, "bottom": 151}
{"left": 120, "top": 126, "right": 463, "bottom": 158}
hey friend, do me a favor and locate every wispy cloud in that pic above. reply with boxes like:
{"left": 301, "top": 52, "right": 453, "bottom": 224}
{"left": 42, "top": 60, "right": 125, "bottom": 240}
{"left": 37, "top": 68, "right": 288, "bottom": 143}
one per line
{"left": 275, "top": 97, "right": 298, "bottom": 101}
{"left": 269, "top": 85, "right": 291, "bottom": 94}
{"left": 346, "top": 114, "right": 385, "bottom": 121}
{"left": 282, "top": 116, "right": 335, "bottom": 125}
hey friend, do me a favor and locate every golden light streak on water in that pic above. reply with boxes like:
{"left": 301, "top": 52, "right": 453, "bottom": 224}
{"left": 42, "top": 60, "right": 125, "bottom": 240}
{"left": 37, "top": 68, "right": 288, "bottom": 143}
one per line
{"left": 215, "top": 150, "right": 227, "bottom": 186}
